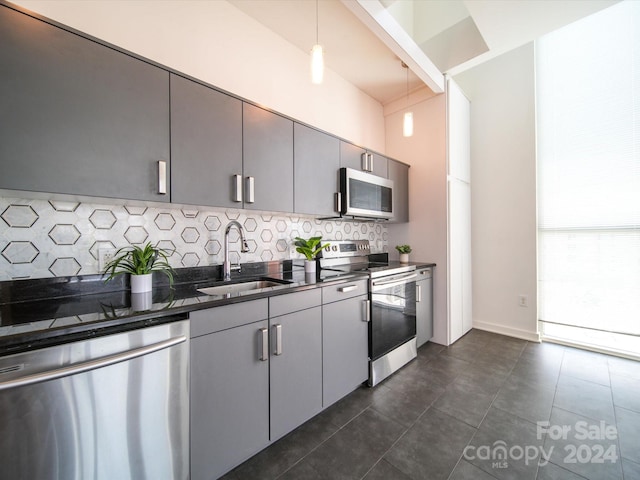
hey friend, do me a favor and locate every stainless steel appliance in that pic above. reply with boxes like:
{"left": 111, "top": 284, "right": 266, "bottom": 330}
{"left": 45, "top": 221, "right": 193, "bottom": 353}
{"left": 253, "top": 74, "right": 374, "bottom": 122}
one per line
{"left": 0, "top": 317, "right": 189, "bottom": 480}
{"left": 319, "top": 240, "right": 417, "bottom": 386}
{"left": 338, "top": 168, "right": 394, "bottom": 220}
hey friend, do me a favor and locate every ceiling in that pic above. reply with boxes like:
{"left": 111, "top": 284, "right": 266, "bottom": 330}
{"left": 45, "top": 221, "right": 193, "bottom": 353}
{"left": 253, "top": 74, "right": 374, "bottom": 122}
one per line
{"left": 232, "top": 0, "right": 619, "bottom": 106}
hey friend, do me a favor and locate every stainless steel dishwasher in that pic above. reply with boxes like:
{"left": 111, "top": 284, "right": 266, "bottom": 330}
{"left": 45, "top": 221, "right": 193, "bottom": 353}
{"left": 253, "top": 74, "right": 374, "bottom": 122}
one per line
{"left": 0, "top": 317, "right": 189, "bottom": 480}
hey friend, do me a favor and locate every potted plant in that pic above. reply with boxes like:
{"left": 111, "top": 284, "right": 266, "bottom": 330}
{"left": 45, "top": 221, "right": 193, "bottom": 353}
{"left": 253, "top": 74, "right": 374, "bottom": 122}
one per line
{"left": 395, "top": 244, "right": 412, "bottom": 263}
{"left": 104, "top": 242, "right": 174, "bottom": 293}
{"left": 294, "top": 236, "right": 329, "bottom": 273}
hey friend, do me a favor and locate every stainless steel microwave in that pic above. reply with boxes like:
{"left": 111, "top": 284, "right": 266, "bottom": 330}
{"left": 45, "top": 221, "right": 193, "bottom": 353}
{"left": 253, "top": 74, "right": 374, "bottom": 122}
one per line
{"left": 339, "top": 168, "right": 394, "bottom": 219}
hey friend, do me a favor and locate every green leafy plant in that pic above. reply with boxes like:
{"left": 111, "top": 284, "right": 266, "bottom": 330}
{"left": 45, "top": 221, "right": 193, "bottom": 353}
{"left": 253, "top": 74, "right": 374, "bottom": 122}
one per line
{"left": 294, "top": 236, "right": 329, "bottom": 261}
{"left": 395, "top": 245, "right": 412, "bottom": 254}
{"left": 104, "top": 242, "right": 175, "bottom": 286}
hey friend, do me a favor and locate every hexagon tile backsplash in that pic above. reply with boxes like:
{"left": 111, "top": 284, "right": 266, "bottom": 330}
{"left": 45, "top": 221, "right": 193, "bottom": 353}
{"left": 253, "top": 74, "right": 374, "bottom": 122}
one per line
{"left": 0, "top": 195, "right": 388, "bottom": 280}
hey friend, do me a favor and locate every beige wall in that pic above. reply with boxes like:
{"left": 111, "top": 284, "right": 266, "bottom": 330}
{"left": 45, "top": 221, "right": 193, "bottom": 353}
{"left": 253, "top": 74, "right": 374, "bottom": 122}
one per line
{"left": 385, "top": 94, "right": 449, "bottom": 345}
{"left": 13, "top": 0, "right": 385, "bottom": 151}
{"left": 454, "top": 43, "right": 539, "bottom": 341}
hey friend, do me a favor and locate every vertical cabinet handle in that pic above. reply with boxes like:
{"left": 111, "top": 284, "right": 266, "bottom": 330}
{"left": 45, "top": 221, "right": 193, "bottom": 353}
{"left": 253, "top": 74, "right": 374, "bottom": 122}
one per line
{"left": 361, "top": 152, "right": 368, "bottom": 171}
{"left": 416, "top": 285, "right": 422, "bottom": 303}
{"left": 273, "top": 324, "right": 282, "bottom": 356}
{"left": 233, "top": 174, "right": 243, "bottom": 202}
{"left": 368, "top": 153, "right": 374, "bottom": 173}
{"left": 158, "top": 161, "right": 167, "bottom": 195}
{"left": 259, "top": 328, "right": 268, "bottom": 361}
{"left": 245, "top": 176, "right": 255, "bottom": 204}
{"left": 362, "top": 299, "right": 371, "bottom": 322}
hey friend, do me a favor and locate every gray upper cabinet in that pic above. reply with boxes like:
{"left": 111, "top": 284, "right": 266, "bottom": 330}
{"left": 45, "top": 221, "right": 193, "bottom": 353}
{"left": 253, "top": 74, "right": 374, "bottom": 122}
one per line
{"left": 340, "top": 141, "right": 388, "bottom": 178}
{"left": 170, "top": 74, "right": 242, "bottom": 207}
{"left": 388, "top": 159, "right": 409, "bottom": 223}
{"left": 0, "top": 6, "right": 170, "bottom": 202}
{"left": 294, "top": 123, "right": 340, "bottom": 216}
{"left": 243, "top": 103, "right": 294, "bottom": 213}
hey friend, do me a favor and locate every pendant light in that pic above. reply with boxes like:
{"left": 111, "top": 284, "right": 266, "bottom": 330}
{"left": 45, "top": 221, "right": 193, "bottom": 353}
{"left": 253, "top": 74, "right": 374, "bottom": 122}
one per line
{"left": 311, "top": 0, "right": 324, "bottom": 84}
{"left": 402, "top": 62, "right": 413, "bottom": 137}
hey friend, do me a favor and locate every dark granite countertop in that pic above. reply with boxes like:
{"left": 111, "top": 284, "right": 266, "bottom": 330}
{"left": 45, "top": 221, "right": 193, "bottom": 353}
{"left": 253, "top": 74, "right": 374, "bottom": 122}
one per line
{"left": 0, "top": 260, "right": 370, "bottom": 355}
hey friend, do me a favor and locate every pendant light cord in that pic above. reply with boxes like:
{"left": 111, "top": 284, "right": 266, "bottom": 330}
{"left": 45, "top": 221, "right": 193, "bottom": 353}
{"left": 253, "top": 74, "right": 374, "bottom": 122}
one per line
{"left": 316, "top": 0, "right": 319, "bottom": 44}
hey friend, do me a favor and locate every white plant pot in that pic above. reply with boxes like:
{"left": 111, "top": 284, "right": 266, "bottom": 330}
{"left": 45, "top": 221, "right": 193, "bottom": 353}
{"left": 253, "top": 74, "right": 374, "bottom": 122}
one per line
{"left": 131, "top": 291, "right": 153, "bottom": 311}
{"left": 130, "top": 273, "right": 153, "bottom": 293}
{"left": 399, "top": 253, "right": 410, "bottom": 263}
{"left": 304, "top": 260, "right": 316, "bottom": 273}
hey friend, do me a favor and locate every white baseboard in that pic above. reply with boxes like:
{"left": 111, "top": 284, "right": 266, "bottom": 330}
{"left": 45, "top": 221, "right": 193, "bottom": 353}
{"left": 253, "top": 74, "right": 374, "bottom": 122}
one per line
{"left": 472, "top": 320, "right": 541, "bottom": 343}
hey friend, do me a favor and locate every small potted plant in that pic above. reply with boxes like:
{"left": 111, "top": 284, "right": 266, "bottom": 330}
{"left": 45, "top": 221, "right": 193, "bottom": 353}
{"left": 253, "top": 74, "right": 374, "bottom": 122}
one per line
{"left": 395, "top": 244, "right": 412, "bottom": 263}
{"left": 294, "top": 236, "right": 329, "bottom": 273}
{"left": 104, "top": 242, "right": 174, "bottom": 293}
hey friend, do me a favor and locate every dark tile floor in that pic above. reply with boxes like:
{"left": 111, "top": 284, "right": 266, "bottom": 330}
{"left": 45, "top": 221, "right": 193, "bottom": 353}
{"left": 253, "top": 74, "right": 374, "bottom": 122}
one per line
{"left": 222, "top": 329, "right": 640, "bottom": 480}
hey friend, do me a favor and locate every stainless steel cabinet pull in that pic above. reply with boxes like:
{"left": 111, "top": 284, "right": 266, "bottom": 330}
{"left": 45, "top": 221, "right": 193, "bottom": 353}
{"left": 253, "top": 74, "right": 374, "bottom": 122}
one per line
{"left": 363, "top": 300, "right": 371, "bottom": 322}
{"left": 273, "top": 324, "right": 282, "bottom": 356}
{"left": 416, "top": 285, "right": 422, "bottom": 303}
{"left": 259, "top": 328, "right": 268, "bottom": 361}
{"left": 335, "top": 192, "right": 342, "bottom": 212}
{"left": 245, "top": 176, "right": 255, "bottom": 203}
{"left": 338, "top": 285, "right": 358, "bottom": 293}
{"left": 0, "top": 335, "right": 186, "bottom": 391}
{"left": 361, "top": 152, "right": 368, "bottom": 171}
{"left": 158, "top": 161, "right": 167, "bottom": 194}
{"left": 368, "top": 153, "right": 374, "bottom": 172}
{"left": 233, "top": 174, "right": 243, "bottom": 202}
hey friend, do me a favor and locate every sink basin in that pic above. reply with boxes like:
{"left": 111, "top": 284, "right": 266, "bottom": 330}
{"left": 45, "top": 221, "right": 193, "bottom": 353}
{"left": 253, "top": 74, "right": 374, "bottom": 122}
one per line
{"left": 197, "top": 278, "right": 292, "bottom": 297}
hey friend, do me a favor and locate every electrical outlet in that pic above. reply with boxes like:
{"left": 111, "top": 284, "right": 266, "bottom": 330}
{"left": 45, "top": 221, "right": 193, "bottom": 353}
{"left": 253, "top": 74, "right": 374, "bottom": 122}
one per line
{"left": 98, "top": 248, "right": 117, "bottom": 272}
{"left": 518, "top": 294, "right": 529, "bottom": 307}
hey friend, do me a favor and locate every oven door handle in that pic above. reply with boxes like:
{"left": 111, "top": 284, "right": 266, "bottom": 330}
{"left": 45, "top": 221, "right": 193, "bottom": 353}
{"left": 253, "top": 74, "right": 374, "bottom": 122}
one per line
{"left": 371, "top": 272, "right": 417, "bottom": 290}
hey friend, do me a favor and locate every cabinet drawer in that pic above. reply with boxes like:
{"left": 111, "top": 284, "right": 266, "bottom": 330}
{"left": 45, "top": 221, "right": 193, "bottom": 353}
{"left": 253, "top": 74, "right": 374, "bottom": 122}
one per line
{"left": 322, "top": 279, "right": 368, "bottom": 304}
{"left": 270, "top": 289, "right": 322, "bottom": 318}
{"left": 417, "top": 267, "right": 432, "bottom": 279}
{"left": 189, "top": 299, "right": 268, "bottom": 338}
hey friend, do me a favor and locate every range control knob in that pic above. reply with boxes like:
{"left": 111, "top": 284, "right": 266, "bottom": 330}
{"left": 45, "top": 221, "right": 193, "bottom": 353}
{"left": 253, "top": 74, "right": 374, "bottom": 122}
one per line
{"left": 325, "top": 246, "right": 331, "bottom": 251}
{"left": 332, "top": 245, "right": 338, "bottom": 251}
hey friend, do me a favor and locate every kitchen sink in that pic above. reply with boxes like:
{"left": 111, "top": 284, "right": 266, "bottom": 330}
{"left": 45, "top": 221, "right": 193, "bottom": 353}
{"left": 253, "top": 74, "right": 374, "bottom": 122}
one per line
{"left": 197, "top": 278, "right": 292, "bottom": 297}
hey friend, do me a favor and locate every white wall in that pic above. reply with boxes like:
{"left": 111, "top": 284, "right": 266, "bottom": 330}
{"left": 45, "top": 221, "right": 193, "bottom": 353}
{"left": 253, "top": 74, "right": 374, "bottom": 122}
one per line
{"left": 13, "top": 0, "right": 385, "bottom": 151}
{"left": 385, "top": 94, "right": 449, "bottom": 345}
{"left": 454, "top": 43, "right": 539, "bottom": 342}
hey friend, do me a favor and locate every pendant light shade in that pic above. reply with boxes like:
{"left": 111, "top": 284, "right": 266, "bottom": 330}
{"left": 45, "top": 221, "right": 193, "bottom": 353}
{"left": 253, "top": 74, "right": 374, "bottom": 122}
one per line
{"left": 402, "top": 62, "right": 413, "bottom": 137}
{"left": 311, "top": 0, "right": 324, "bottom": 84}
{"left": 311, "top": 44, "right": 324, "bottom": 84}
{"left": 403, "top": 111, "right": 414, "bottom": 137}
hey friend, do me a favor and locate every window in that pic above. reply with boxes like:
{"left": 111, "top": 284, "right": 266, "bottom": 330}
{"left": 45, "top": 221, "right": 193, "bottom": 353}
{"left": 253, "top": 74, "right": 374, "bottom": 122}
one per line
{"left": 536, "top": 0, "right": 640, "bottom": 358}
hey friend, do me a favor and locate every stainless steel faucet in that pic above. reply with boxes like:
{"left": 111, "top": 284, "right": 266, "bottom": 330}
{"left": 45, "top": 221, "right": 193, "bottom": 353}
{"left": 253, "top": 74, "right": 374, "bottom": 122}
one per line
{"left": 223, "top": 220, "right": 250, "bottom": 281}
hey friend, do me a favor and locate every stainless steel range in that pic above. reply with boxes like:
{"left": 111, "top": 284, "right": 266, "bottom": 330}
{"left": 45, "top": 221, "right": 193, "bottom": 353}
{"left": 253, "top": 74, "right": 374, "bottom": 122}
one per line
{"left": 319, "top": 240, "right": 417, "bottom": 386}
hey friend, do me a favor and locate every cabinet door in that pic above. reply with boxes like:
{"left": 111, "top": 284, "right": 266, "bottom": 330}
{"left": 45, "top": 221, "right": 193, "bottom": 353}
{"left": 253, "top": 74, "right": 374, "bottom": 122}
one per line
{"left": 388, "top": 159, "right": 409, "bottom": 223}
{"left": 191, "top": 319, "right": 269, "bottom": 480}
{"left": 171, "top": 74, "right": 242, "bottom": 207}
{"left": 0, "top": 7, "right": 170, "bottom": 202}
{"left": 416, "top": 272, "right": 434, "bottom": 347}
{"left": 322, "top": 294, "right": 369, "bottom": 407}
{"left": 294, "top": 123, "right": 340, "bottom": 216}
{"left": 270, "top": 306, "right": 323, "bottom": 441}
{"left": 340, "top": 141, "right": 366, "bottom": 171}
{"left": 243, "top": 103, "right": 294, "bottom": 213}
{"left": 339, "top": 142, "right": 387, "bottom": 177}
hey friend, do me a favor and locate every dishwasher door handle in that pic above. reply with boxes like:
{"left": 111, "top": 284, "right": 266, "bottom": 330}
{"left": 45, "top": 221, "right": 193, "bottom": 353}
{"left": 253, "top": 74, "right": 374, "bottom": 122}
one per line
{"left": 0, "top": 335, "right": 187, "bottom": 392}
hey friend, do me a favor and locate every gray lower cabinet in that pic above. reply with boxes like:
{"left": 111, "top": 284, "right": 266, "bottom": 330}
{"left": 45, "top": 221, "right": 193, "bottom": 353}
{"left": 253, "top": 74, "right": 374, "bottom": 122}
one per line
{"left": 269, "top": 305, "right": 323, "bottom": 441}
{"left": 190, "top": 300, "right": 270, "bottom": 480}
{"left": 416, "top": 267, "right": 434, "bottom": 347}
{"left": 170, "top": 74, "right": 242, "bottom": 207}
{"left": 0, "top": 6, "right": 170, "bottom": 202}
{"left": 339, "top": 141, "right": 388, "bottom": 178}
{"left": 294, "top": 123, "right": 340, "bottom": 216}
{"left": 388, "top": 158, "right": 410, "bottom": 223}
{"left": 322, "top": 280, "right": 370, "bottom": 407}
{"left": 243, "top": 103, "right": 294, "bottom": 213}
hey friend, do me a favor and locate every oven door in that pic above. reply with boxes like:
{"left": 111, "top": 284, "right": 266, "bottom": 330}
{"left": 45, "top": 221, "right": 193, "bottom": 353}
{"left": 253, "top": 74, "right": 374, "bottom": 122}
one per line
{"left": 369, "top": 271, "right": 417, "bottom": 361}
